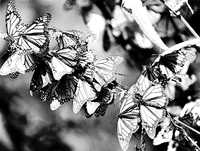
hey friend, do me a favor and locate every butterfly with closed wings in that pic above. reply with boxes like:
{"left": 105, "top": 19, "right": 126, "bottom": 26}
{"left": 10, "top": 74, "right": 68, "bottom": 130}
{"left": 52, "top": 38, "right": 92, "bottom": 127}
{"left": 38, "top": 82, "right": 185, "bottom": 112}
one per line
{"left": 83, "top": 80, "right": 120, "bottom": 118}
{"left": 73, "top": 56, "right": 123, "bottom": 114}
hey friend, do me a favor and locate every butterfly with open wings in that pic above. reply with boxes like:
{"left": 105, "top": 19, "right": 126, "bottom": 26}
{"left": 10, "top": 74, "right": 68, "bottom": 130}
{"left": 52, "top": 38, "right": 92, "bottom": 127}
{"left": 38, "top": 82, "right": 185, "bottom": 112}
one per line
{"left": 117, "top": 80, "right": 168, "bottom": 151}
{"left": 0, "top": 0, "right": 51, "bottom": 77}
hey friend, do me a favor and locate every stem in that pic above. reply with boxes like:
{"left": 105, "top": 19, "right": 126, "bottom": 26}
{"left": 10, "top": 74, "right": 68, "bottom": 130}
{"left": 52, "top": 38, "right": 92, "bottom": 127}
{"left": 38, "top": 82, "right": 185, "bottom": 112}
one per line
{"left": 174, "top": 118, "right": 200, "bottom": 136}
{"left": 163, "top": 38, "right": 200, "bottom": 55}
{"left": 121, "top": 0, "right": 169, "bottom": 52}
{"left": 180, "top": 16, "right": 200, "bottom": 39}
{"left": 168, "top": 112, "right": 200, "bottom": 151}
{"left": 162, "top": 1, "right": 200, "bottom": 39}
{"left": 186, "top": 1, "right": 194, "bottom": 14}
{"left": 136, "top": 128, "right": 145, "bottom": 151}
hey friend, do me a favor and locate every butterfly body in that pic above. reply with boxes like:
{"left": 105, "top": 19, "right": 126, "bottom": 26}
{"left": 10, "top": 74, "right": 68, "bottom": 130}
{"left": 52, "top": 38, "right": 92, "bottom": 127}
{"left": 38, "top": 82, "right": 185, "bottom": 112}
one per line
{"left": 84, "top": 80, "right": 119, "bottom": 117}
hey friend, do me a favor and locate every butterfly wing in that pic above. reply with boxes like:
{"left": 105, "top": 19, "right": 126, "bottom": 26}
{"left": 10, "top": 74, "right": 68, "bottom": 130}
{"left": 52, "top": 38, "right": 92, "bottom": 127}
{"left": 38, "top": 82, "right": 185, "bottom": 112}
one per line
{"left": 56, "top": 32, "right": 80, "bottom": 49}
{"left": 153, "top": 117, "right": 173, "bottom": 145}
{"left": 48, "top": 57, "right": 74, "bottom": 80}
{"left": 6, "top": 0, "right": 23, "bottom": 37}
{"left": 84, "top": 84, "right": 115, "bottom": 117}
{"left": 18, "top": 13, "right": 51, "bottom": 53}
{"left": 43, "top": 75, "right": 78, "bottom": 110}
{"left": 136, "top": 74, "right": 152, "bottom": 94}
{"left": 182, "top": 46, "right": 197, "bottom": 64}
{"left": 117, "top": 85, "right": 140, "bottom": 151}
{"left": 84, "top": 101, "right": 100, "bottom": 117}
{"left": 53, "top": 74, "right": 78, "bottom": 104}
{"left": 30, "top": 61, "right": 52, "bottom": 95}
{"left": 93, "top": 56, "right": 123, "bottom": 86}
{"left": 140, "top": 85, "right": 168, "bottom": 139}
{"left": 50, "top": 47, "right": 78, "bottom": 67}
{"left": 157, "top": 49, "right": 185, "bottom": 78}
{"left": 0, "top": 50, "right": 35, "bottom": 75}
{"left": 73, "top": 80, "right": 97, "bottom": 114}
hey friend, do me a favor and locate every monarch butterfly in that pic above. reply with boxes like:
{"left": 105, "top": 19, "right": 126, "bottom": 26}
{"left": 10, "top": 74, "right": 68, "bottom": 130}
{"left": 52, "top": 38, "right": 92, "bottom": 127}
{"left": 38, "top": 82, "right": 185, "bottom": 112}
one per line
{"left": 0, "top": 49, "right": 35, "bottom": 76}
{"left": 73, "top": 78, "right": 97, "bottom": 113}
{"left": 145, "top": 45, "right": 197, "bottom": 84}
{"left": 40, "top": 74, "right": 78, "bottom": 110}
{"left": 86, "top": 56, "right": 123, "bottom": 86}
{"left": 30, "top": 58, "right": 53, "bottom": 96}
{"left": 49, "top": 28, "right": 91, "bottom": 50}
{"left": 83, "top": 80, "right": 118, "bottom": 118}
{"left": 49, "top": 29, "right": 80, "bottom": 49}
{"left": 0, "top": 0, "right": 51, "bottom": 76}
{"left": 5, "top": 0, "right": 51, "bottom": 52}
{"left": 73, "top": 56, "right": 123, "bottom": 113}
{"left": 138, "top": 45, "right": 196, "bottom": 100}
{"left": 153, "top": 117, "right": 174, "bottom": 145}
{"left": 117, "top": 83, "right": 168, "bottom": 151}
{"left": 30, "top": 48, "right": 87, "bottom": 109}
{"left": 31, "top": 62, "right": 78, "bottom": 110}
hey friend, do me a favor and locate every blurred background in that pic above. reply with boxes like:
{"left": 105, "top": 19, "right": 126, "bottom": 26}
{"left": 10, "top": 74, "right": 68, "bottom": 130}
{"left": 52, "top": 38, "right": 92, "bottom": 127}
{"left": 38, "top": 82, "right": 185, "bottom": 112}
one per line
{"left": 0, "top": 0, "right": 200, "bottom": 151}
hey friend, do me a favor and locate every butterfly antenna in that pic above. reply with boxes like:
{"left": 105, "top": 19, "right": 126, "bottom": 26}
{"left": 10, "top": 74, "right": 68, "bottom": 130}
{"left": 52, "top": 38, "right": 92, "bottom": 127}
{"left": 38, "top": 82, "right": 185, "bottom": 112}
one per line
{"left": 115, "top": 72, "right": 132, "bottom": 78}
{"left": 116, "top": 83, "right": 128, "bottom": 92}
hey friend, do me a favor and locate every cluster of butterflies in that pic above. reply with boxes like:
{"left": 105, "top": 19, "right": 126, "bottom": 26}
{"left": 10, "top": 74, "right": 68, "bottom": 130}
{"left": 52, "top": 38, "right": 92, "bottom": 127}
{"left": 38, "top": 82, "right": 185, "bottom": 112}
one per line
{"left": 1, "top": 0, "right": 200, "bottom": 151}
{"left": 117, "top": 41, "right": 199, "bottom": 151}
{"left": 0, "top": 0, "right": 124, "bottom": 117}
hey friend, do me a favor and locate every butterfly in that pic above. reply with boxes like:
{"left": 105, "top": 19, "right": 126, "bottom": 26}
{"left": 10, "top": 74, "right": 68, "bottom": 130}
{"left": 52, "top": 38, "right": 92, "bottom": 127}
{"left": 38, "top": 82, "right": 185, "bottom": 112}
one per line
{"left": 85, "top": 56, "right": 123, "bottom": 86}
{"left": 117, "top": 83, "right": 168, "bottom": 151}
{"left": 49, "top": 28, "right": 91, "bottom": 50}
{"left": 138, "top": 65, "right": 177, "bottom": 100}
{"left": 138, "top": 46, "right": 196, "bottom": 100}
{"left": 49, "top": 29, "right": 81, "bottom": 49}
{"left": 47, "top": 48, "right": 76, "bottom": 81}
{"left": 147, "top": 45, "right": 197, "bottom": 83}
{"left": 0, "top": 48, "right": 36, "bottom": 76}
{"left": 40, "top": 74, "right": 78, "bottom": 110}
{"left": 83, "top": 80, "right": 119, "bottom": 118}
{"left": 30, "top": 59, "right": 78, "bottom": 110}
{"left": 30, "top": 48, "right": 83, "bottom": 109}
{"left": 0, "top": 0, "right": 51, "bottom": 76}
{"left": 30, "top": 58, "right": 53, "bottom": 96}
{"left": 73, "top": 56, "right": 123, "bottom": 114}
{"left": 5, "top": 0, "right": 51, "bottom": 52}
{"left": 153, "top": 117, "right": 174, "bottom": 145}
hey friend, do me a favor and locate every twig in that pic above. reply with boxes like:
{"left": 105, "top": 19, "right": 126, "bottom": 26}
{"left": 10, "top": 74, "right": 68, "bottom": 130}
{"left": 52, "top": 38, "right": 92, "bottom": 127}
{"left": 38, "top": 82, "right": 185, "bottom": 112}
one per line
{"left": 162, "top": 38, "right": 200, "bottom": 55}
{"left": 163, "top": 1, "right": 200, "bottom": 39}
{"left": 174, "top": 118, "right": 200, "bottom": 136}
{"left": 180, "top": 16, "right": 200, "bottom": 39}
{"left": 168, "top": 113, "right": 200, "bottom": 151}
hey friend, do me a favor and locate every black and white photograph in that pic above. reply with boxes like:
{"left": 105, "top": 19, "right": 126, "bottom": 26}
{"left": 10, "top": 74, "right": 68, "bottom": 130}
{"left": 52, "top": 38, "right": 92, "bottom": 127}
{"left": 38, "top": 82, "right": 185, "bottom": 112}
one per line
{"left": 0, "top": 0, "right": 200, "bottom": 151}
